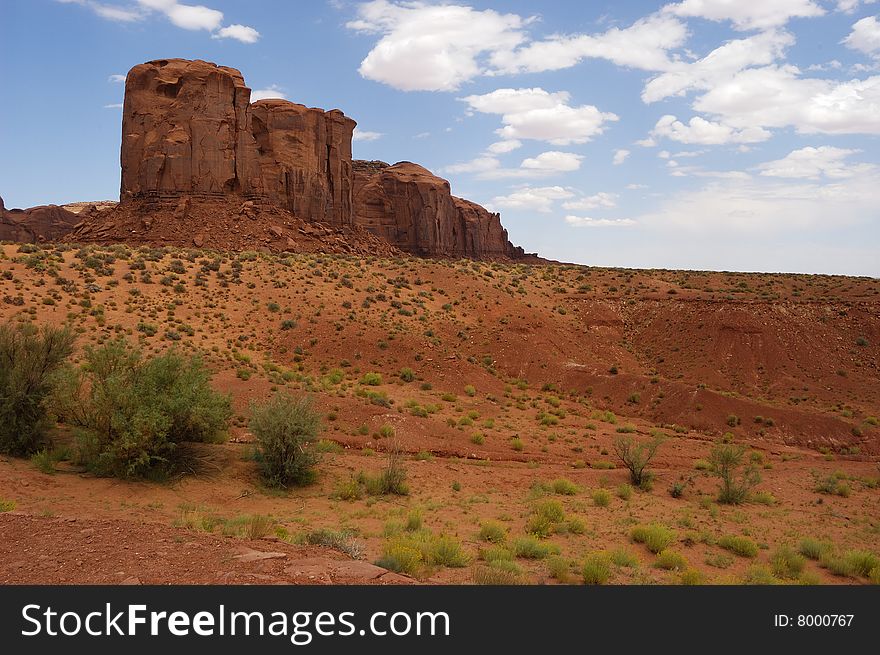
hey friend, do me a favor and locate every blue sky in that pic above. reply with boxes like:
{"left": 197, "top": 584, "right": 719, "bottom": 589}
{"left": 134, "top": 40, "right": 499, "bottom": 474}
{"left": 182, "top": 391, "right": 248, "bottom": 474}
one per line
{"left": 1, "top": 0, "right": 879, "bottom": 275}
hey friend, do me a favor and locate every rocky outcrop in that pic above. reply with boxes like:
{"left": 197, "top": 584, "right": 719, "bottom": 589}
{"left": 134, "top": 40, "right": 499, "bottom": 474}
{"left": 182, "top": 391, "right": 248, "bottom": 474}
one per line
{"left": 121, "top": 59, "right": 263, "bottom": 200}
{"left": 352, "top": 161, "right": 520, "bottom": 258}
{"left": 251, "top": 100, "right": 354, "bottom": 227}
{"left": 0, "top": 196, "right": 79, "bottom": 243}
{"left": 112, "top": 58, "right": 526, "bottom": 259}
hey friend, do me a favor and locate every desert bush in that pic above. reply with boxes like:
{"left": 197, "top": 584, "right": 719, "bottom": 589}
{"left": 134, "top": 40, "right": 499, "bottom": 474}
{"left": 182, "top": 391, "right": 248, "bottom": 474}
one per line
{"left": 679, "top": 568, "right": 705, "bottom": 585}
{"left": 331, "top": 476, "right": 364, "bottom": 501}
{"left": 479, "top": 545, "right": 514, "bottom": 563}
{"left": 741, "top": 565, "right": 779, "bottom": 585}
{"left": 547, "top": 556, "right": 575, "bottom": 583}
{"left": 654, "top": 549, "right": 687, "bottom": 571}
{"left": 0, "top": 322, "right": 74, "bottom": 456}
{"left": 376, "top": 541, "right": 422, "bottom": 576}
{"left": 303, "top": 529, "right": 364, "bottom": 559}
{"left": 472, "top": 561, "right": 525, "bottom": 585}
{"left": 478, "top": 521, "right": 507, "bottom": 543}
{"left": 799, "top": 538, "right": 833, "bottom": 561}
{"left": 248, "top": 393, "right": 321, "bottom": 488}
{"left": 630, "top": 523, "right": 676, "bottom": 553}
{"left": 820, "top": 550, "right": 880, "bottom": 579}
{"left": 360, "top": 445, "right": 408, "bottom": 496}
{"left": 592, "top": 488, "right": 611, "bottom": 507}
{"left": 53, "top": 339, "right": 230, "bottom": 478}
{"left": 612, "top": 433, "right": 663, "bottom": 488}
{"left": 770, "top": 545, "right": 806, "bottom": 580}
{"left": 582, "top": 551, "right": 613, "bottom": 584}
{"left": 550, "top": 478, "right": 579, "bottom": 495}
{"left": 708, "top": 443, "right": 761, "bottom": 504}
{"left": 718, "top": 535, "right": 759, "bottom": 558}
{"left": 610, "top": 548, "right": 639, "bottom": 568}
{"left": 512, "top": 536, "right": 560, "bottom": 559}
{"left": 616, "top": 483, "right": 633, "bottom": 500}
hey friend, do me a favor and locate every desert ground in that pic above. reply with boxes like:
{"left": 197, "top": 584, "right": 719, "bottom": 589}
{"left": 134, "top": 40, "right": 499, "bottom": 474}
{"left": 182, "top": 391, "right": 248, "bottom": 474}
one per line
{"left": 1, "top": 241, "right": 878, "bottom": 585}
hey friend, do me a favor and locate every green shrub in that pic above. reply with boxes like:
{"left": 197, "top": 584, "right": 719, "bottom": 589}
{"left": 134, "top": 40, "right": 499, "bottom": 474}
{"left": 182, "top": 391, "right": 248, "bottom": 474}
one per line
{"left": 512, "top": 536, "right": 560, "bottom": 559}
{"left": 249, "top": 393, "right": 321, "bottom": 487}
{"left": 478, "top": 521, "right": 507, "bottom": 543}
{"left": 610, "top": 548, "right": 639, "bottom": 568}
{"left": 612, "top": 433, "right": 663, "bottom": 488}
{"left": 582, "top": 551, "right": 612, "bottom": 584}
{"left": 0, "top": 499, "right": 15, "bottom": 512}
{"left": 303, "top": 529, "right": 364, "bottom": 559}
{"left": 770, "top": 545, "right": 806, "bottom": 580}
{"left": 360, "top": 446, "right": 408, "bottom": 496}
{"left": 718, "top": 535, "right": 759, "bottom": 558}
{"left": 464, "top": 384, "right": 476, "bottom": 397}
{"left": 709, "top": 443, "right": 761, "bottom": 504}
{"left": 427, "top": 535, "right": 470, "bottom": 567}
{"left": 654, "top": 549, "right": 687, "bottom": 571}
{"left": 479, "top": 545, "right": 514, "bottom": 563}
{"left": 550, "top": 478, "right": 579, "bottom": 495}
{"left": 331, "top": 476, "right": 364, "bottom": 501}
{"left": 741, "top": 565, "right": 778, "bottom": 585}
{"left": 360, "top": 372, "right": 383, "bottom": 386}
{"left": 821, "top": 550, "right": 880, "bottom": 579}
{"left": 398, "top": 367, "right": 415, "bottom": 382}
{"left": 630, "top": 523, "right": 676, "bottom": 553}
{"left": 0, "top": 322, "right": 74, "bottom": 456}
{"left": 547, "top": 556, "right": 574, "bottom": 583}
{"left": 53, "top": 339, "right": 231, "bottom": 478}
{"left": 679, "top": 568, "right": 705, "bottom": 585}
{"left": 799, "top": 537, "right": 833, "bottom": 560}
{"left": 376, "top": 541, "right": 422, "bottom": 576}
{"left": 472, "top": 562, "right": 525, "bottom": 585}
{"left": 616, "top": 483, "right": 633, "bottom": 500}
{"left": 592, "top": 488, "right": 611, "bottom": 507}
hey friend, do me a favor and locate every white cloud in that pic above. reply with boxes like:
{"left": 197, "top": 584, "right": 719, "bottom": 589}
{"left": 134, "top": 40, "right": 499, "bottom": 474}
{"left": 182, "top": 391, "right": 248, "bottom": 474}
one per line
{"left": 520, "top": 151, "right": 583, "bottom": 172}
{"left": 843, "top": 16, "right": 880, "bottom": 56}
{"left": 460, "top": 88, "right": 618, "bottom": 145}
{"left": 445, "top": 150, "right": 583, "bottom": 179}
{"left": 59, "top": 0, "right": 259, "bottom": 41}
{"left": 757, "top": 146, "right": 874, "bottom": 179}
{"left": 693, "top": 66, "right": 880, "bottom": 135}
{"left": 107, "top": 73, "right": 126, "bottom": 83}
{"left": 562, "top": 192, "right": 617, "bottom": 211}
{"left": 347, "top": 0, "right": 531, "bottom": 91}
{"left": 565, "top": 216, "right": 636, "bottom": 228}
{"left": 650, "top": 114, "right": 771, "bottom": 145}
{"left": 57, "top": 0, "right": 142, "bottom": 22}
{"left": 491, "top": 13, "right": 689, "bottom": 74}
{"left": 642, "top": 30, "right": 794, "bottom": 103}
{"left": 103, "top": 103, "right": 124, "bottom": 109}
{"left": 214, "top": 23, "right": 260, "bottom": 43}
{"left": 353, "top": 128, "right": 383, "bottom": 142}
{"left": 487, "top": 186, "right": 574, "bottom": 213}
{"left": 612, "top": 149, "right": 630, "bottom": 165}
{"left": 663, "top": 0, "right": 825, "bottom": 31}
{"left": 486, "top": 139, "right": 522, "bottom": 154}
{"left": 250, "top": 85, "right": 287, "bottom": 101}
{"left": 444, "top": 156, "right": 503, "bottom": 175}
{"left": 836, "top": 1, "right": 877, "bottom": 13}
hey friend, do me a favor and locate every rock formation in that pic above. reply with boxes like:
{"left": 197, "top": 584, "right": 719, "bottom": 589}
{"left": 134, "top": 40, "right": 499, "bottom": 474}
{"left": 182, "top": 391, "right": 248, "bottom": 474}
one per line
{"left": 104, "top": 58, "right": 528, "bottom": 259}
{"left": 121, "top": 59, "right": 263, "bottom": 200}
{"left": 352, "top": 161, "right": 521, "bottom": 258}
{"left": 0, "top": 196, "right": 79, "bottom": 243}
{"left": 251, "top": 100, "right": 355, "bottom": 227}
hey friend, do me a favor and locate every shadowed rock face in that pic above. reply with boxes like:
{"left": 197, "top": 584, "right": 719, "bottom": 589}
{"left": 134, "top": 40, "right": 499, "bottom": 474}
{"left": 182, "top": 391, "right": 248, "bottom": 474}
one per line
{"left": 352, "top": 161, "right": 520, "bottom": 258}
{"left": 251, "top": 100, "right": 355, "bottom": 227}
{"left": 0, "top": 196, "right": 79, "bottom": 243}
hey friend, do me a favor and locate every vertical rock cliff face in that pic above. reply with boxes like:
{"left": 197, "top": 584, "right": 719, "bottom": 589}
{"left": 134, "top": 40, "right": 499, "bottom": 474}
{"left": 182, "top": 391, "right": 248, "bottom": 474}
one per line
{"left": 120, "top": 59, "right": 263, "bottom": 199}
{"left": 352, "top": 161, "right": 520, "bottom": 259}
{"left": 250, "top": 100, "right": 355, "bottom": 227}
